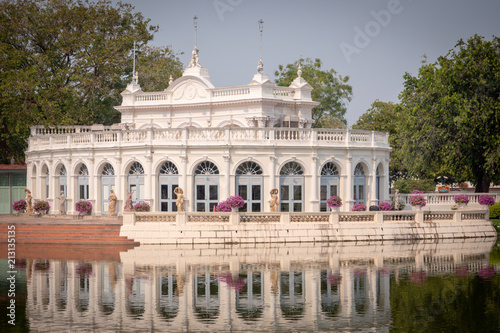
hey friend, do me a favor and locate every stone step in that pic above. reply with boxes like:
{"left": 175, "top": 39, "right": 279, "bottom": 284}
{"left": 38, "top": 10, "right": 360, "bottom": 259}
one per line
{"left": 0, "top": 224, "right": 137, "bottom": 245}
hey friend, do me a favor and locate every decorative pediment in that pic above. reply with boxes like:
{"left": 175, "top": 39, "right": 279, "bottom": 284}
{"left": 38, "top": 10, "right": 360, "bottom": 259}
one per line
{"left": 172, "top": 80, "right": 209, "bottom": 101}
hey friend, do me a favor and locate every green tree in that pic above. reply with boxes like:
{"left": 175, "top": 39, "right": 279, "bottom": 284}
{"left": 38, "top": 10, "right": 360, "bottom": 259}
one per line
{"left": 398, "top": 35, "right": 500, "bottom": 192}
{"left": 0, "top": 0, "right": 159, "bottom": 164}
{"left": 136, "top": 45, "right": 184, "bottom": 92}
{"left": 274, "top": 58, "right": 352, "bottom": 127}
{"left": 353, "top": 100, "right": 408, "bottom": 182}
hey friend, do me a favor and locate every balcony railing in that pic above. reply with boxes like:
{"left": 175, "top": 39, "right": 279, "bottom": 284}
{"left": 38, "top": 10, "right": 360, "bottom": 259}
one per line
{"left": 27, "top": 127, "right": 390, "bottom": 151}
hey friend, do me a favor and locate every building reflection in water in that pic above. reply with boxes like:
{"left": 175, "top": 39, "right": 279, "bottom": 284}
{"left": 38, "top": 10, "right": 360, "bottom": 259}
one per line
{"left": 25, "top": 239, "right": 496, "bottom": 332}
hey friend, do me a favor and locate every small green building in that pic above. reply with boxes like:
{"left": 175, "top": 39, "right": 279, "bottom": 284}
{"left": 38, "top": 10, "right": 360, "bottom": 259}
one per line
{"left": 0, "top": 164, "right": 27, "bottom": 214}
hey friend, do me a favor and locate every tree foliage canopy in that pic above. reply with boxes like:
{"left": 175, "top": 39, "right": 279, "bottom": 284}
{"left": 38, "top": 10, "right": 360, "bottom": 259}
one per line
{"left": 0, "top": 0, "right": 183, "bottom": 164}
{"left": 398, "top": 35, "right": 500, "bottom": 192}
{"left": 274, "top": 58, "right": 352, "bottom": 127}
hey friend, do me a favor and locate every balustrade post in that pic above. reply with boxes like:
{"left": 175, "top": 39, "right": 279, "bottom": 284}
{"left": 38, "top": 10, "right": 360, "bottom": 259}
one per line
{"left": 281, "top": 213, "right": 290, "bottom": 224}
{"left": 230, "top": 212, "right": 239, "bottom": 225}
{"left": 415, "top": 211, "right": 424, "bottom": 224}
{"left": 371, "top": 131, "right": 375, "bottom": 147}
{"left": 329, "top": 212, "right": 339, "bottom": 224}
{"left": 375, "top": 211, "right": 384, "bottom": 224}
{"left": 176, "top": 212, "right": 186, "bottom": 226}
{"left": 453, "top": 210, "right": 462, "bottom": 223}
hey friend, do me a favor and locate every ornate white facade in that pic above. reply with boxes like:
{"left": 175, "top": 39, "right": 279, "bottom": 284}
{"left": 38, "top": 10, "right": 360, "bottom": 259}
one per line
{"left": 25, "top": 50, "right": 390, "bottom": 215}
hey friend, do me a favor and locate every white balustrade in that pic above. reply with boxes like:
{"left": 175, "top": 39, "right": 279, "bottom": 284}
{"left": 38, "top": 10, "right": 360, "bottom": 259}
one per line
{"left": 27, "top": 127, "right": 390, "bottom": 151}
{"left": 135, "top": 94, "right": 168, "bottom": 102}
{"left": 212, "top": 87, "right": 250, "bottom": 98}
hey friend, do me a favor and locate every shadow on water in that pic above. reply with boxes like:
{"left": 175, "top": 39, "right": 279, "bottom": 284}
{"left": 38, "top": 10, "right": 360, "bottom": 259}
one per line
{"left": 0, "top": 237, "right": 499, "bottom": 332}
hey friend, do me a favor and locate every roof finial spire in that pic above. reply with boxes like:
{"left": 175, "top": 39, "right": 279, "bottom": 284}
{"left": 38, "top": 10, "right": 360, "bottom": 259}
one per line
{"left": 193, "top": 15, "right": 198, "bottom": 47}
{"left": 132, "top": 41, "right": 138, "bottom": 84}
{"left": 257, "top": 19, "right": 264, "bottom": 74}
{"left": 297, "top": 62, "right": 302, "bottom": 78}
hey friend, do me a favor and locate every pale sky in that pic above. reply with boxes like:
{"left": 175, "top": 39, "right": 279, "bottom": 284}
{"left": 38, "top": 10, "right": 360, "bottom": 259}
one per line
{"left": 121, "top": 0, "right": 500, "bottom": 125}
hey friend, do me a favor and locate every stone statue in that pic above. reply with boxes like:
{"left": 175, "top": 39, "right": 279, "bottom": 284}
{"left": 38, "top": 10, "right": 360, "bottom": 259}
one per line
{"left": 124, "top": 190, "right": 134, "bottom": 212}
{"left": 56, "top": 190, "right": 66, "bottom": 215}
{"left": 108, "top": 189, "right": 117, "bottom": 216}
{"left": 133, "top": 71, "right": 139, "bottom": 84}
{"left": 270, "top": 188, "right": 279, "bottom": 212}
{"left": 174, "top": 187, "right": 184, "bottom": 212}
{"left": 188, "top": 46, "right": 200, "bottom": 68}
{"left": 25, "top": 188, "right": 33, "bottom": 214}
{"left": 257, "top": 59, "right": 264, "bottom": 74}
{"left": 394, "top": 189, "right": 399, "bottom": 211}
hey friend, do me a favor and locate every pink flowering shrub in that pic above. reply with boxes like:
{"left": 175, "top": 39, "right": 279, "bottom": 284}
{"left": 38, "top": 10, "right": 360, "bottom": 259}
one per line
{"left": 215, "top": 201, "right": 231, "bottom": 212}
{"left": 75, "top": 200, "right": 92, "bottom": 214}
{"left": 352, "top": 203, "right": 366, "bottom": 211}
{"left": 134, "top": 202, "right": 150, "bottom": 212}
{"left": 33, "top": 200, "right": 50, "bottom": 213}
{"left": 378, "top": 201, "right": 392, "bottom": 211}
{"left": 454, "top": 194, "right": 469, "bottom": 205}
{"left": 326, "top": 195, "right": 342, "bottom": 208}
{"left": 13, "top": 199, "right": 27, "bottom": 213}
{"left": 478, "top": 194, "right": 495, "bottom": 206}
{"left": 409, "top": 195, "right": 426, "bottom": 207}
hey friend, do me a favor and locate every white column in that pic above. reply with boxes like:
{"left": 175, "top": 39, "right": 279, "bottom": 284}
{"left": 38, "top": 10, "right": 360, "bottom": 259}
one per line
{"left": 268, "top": 155, "right": 277, "bottom": 212}
{"left": 115, "top": 157, "right": 122, "bottom": 214}
{"left": 311, "top": 155, "right": 319, "bottom": 211}
{"left": 145, "top": 154, "right": 153, "bottom": 210}
{"left": 223, "top": 154, "right": 231, "bottom": 200}
{"left": 180, "top": 155, "right": 188, "bottom": 211}
{"left": 344, "top": 155, "right": 353, "bottom": 211}
{"left": 370, "top": 157, "right": 378, "bottom": 207}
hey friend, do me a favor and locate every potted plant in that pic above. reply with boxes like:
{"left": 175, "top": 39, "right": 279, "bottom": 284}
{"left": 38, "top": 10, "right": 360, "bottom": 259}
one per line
{"left": 225, "top": 195, "right": 245, "bottom": 212}
{"left": 478, "top": 194, "right": 495, "bottom": 209}
{"left": 134, "top": 202, "right": 151, "bottom": 212}
{"left": 352, "top": 203, "right": 367, "bottom": 211}
{"left": 75, "top": 200, "right": 92, "bottom": 215}
{"left": 33, "top": 200, "right": 50, "bottom": 214}
{"left": 12, "top": 199, "right": 27, "bottom": 214}
{"left": 326, "top": 195, "right": 342, "bottom": 211}
{"left": 454, "top": 194, "right": 469, "bottom": 208}
{"left": 215, "top": 201, "right": 231, "bottom": 212}
{"left": 378, "top": 201, "right": 392, "bottom": 211}
{"left": 409, "top": 194, "right": 426, "bottom": 210}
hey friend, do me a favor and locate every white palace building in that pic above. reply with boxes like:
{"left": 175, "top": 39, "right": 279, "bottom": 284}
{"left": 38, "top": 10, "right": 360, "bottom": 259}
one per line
{"left": 25, "top": 45, "right": 391, "bottom": 215}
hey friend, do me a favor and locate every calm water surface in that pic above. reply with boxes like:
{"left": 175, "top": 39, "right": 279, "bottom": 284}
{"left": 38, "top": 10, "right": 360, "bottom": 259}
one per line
{"left": 1, "top": 239, "right": 499, "bottom": 332}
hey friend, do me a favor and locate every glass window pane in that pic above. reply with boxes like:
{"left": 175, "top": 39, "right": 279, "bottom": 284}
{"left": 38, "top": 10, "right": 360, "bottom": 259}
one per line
{"left": 331, "top": 185, "right": 337, "bottom": 196}
{"left": 359, "top": 185, "right": 364, "bottom": 200}
{"left": 161, "top": 202, "right": 169, "bottom": 211}
{"left": 85, "top": 185, "right": 89, "bottom": 199}
{"left": 293, "top": 203, "right": 302, "bottom": 212}
{"left": 172, "top": 202, "right": 177, "bottom": 212}
{"left": 130, "top": 185, "right": 137, "bottom": 200}
{"left": 161, "top": 185, "right": 169, "bottom": 200}
{"left": 139, "top": 185, "right": 144, "bottom": 200}
{"left": 209, "top": 185, "right": 218, "bottom": 201}
{"left": 209, "top": 202, "right": 217, "bottom": 212}
{"left": 238, "top": 185, "right": 247, "bottom": 200}
{"left": 280, "top": 185, "right": 289, "bottom": 201}
{"left": 0, "top": 175, "right": 8, "bottom": 186}
{"left": 320, "top": 203, "right": 327, "bottom": 212}
{"left": 281, "top": 203, "right": 289, "bottom": 212}
{"left": 353, "top": 186, "right": 357, "bottom": 200}
{"left": 197, "top": 185, "right": 205, "bottom": 200}
{"left": 293, "top": 186, "right": 302, "bottom": 200}
{"left": 252, "top": 185, "right": 261, "bottom": 200}
{"left": 240, "top": 203, "right": 247, "bottom": 213}
{"left": 80, "top": 185, "right": 85, "bottom": 200}
{"left": 252, "top": 203, "right": 261, "bottom": 212}
{"left": 197, "top": 203, "right": 205, "bottom": 212}
{"left": 320, "top": 185, "right": 327, "bottom": 200}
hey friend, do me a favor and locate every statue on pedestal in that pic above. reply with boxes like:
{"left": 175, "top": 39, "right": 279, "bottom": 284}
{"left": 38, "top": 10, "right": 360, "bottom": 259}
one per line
{"left": 270, "top": 188, "right": 279, "bottom": 212}
{"left": 56, "top": 190, "right": 66, "bottom": 215}
{"left": 174, "top": 187, "right": 185, "bottom": 212}
{"left": 108, "top": 189, "right": 117, "bottom": 216}
{"left": 124, "top": 190, "right": 134, "bottom": 212}
{"left": 25, "top": 188, "right": 33, "bottom": 214}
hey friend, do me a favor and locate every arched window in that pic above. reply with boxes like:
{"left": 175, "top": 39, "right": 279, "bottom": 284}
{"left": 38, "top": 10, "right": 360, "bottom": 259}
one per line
{"left": 320, "top": 162, "right": 340, "bottom": 211}
{"left": 236, "top": 162, "right": 263, "bottom": 212}
{"left": 101, "top": 163, "right": 115, "bottom": 213}
{"left": 194, "top": 161, "right": 219, "bottom": 212}
{"left": 279, "top": 162, "right": 304, "bottom": 212}
{"left": 159, "top": 161, "right": 179, "bottom": 212}
{"left": 353, "top": 163, "right": 366, "bottom": 204}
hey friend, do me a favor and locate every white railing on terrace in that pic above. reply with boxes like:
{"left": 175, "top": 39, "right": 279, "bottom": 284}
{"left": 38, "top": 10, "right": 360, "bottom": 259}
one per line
{"left": 212, "top": 87, "right": 251, "bottom": 98}
{"left": 130, "top": 209, "right": 488, "bottom": 224}
{"left": 390, "top": 192, "right": 500, "bottom": 208}
{"left": 28, "top": 127, "right": 390, "bottom": 150}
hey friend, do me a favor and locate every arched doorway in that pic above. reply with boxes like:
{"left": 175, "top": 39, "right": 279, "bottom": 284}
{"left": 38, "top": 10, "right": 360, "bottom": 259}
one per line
{"left": 279, "top": 162, "right": 304, "bottom": 212}
{"left": 77, "top": 164, "right": 89, "bottom": 201}
{"left": 320, "top": 162, "right": 340, "bottom": 212}
{"left": 353, "top": 163, "right": 366, "bottom": 205}
{"left": 235, "top": 161, "right": 263, "bottom": 212}
{"left": 128, "top": 162, "right": 145, "bottom": 204}
{"left": 158, "top": 161, "right": 179, "bottom": 212}
{"left": 100, "top": 163, "right": 115, "bottom": 213}
{"left": 194, "top": 161, "right": 219, "bottom": 212}
{"left": 56, "top": 164, "right": 67, "bottom": 196}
